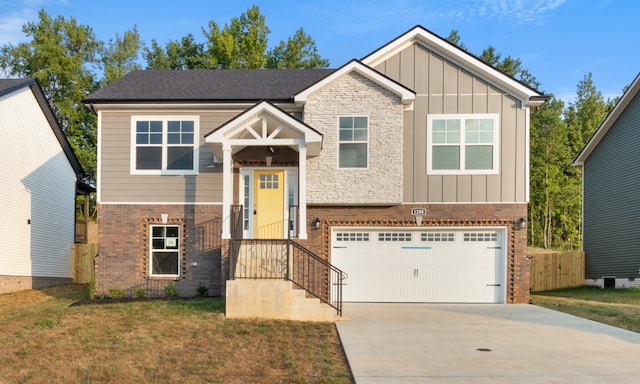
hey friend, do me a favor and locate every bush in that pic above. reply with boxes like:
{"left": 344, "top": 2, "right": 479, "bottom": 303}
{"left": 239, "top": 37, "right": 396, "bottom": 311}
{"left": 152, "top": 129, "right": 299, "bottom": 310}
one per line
{"left": 196, "top": 283, "right": 208, "bottom": 297}
{"left": 108, "top": 288, "right": 125, "bottom": 299}
{"left": 164, "top": 282, "right": 176, "bottom": 297}
{"left": 133, "top": 287, "right": 147, "bottom": 298}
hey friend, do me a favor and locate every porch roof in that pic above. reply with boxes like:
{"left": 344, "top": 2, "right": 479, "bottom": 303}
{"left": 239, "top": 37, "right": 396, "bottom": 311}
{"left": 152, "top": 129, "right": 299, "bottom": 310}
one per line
{"left": 204, "top": 100, "right": 323, "bottom": 159}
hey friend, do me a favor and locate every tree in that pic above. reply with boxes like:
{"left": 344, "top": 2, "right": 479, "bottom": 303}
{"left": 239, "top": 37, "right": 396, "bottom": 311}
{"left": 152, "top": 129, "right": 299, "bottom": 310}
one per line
{"left": 145, "top": 5, "right": 329, "bottom": 70}
{"left": 266, "top": 28, "right": 329, "bottom": 69}
{"left": 100, "top": 26, "right": 142, "bottom": 85}
{"left": 445, "top": 29, "right": 467, "bottom": 51}
{"left": 479, "top": 46, "right": 539, "bottom": 89}
{"left": 203, "top": 5, "right": 270, "bottom": 69}
{"left": 1, "top": 9, "right": 100, "bottom": 184}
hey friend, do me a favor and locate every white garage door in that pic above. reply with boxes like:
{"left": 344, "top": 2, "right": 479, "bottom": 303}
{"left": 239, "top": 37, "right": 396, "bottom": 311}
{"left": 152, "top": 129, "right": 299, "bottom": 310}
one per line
{"left": 331, "top": 228, "right": 505, "bottom": 303}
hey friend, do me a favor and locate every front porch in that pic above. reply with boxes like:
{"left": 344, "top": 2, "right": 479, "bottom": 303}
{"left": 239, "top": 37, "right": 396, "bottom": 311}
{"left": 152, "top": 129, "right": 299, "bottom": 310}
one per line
{"left": 225, "top": 236, "right": 345, "bottom": 321}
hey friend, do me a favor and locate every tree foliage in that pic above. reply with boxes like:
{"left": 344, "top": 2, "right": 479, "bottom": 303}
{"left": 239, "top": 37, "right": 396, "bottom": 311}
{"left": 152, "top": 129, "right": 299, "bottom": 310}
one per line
{"left": 1, "top": 10, "right": 101, "bottom": 183}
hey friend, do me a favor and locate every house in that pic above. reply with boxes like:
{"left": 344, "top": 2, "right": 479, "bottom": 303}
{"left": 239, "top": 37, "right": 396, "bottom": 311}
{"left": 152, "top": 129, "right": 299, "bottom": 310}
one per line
{"left": 83, "top": 26, "right": 545, "bottom": 319}
{"left": 573, "top": 73, "right": 640, "bottom": 289}
{"left": 0, "top": 78, "right": 92, "bottom": 294}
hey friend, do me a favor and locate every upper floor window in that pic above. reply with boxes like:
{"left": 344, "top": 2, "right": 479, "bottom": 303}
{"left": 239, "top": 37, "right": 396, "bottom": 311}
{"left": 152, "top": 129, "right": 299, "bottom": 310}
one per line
{"left": 427, "top": 114, "right": 499, "bottom": 175}
{"left": 338, "top": 116, "right": 368, "bottom": 168}
{"left": 131, "top": 116, "right": 199, "bottom": 174}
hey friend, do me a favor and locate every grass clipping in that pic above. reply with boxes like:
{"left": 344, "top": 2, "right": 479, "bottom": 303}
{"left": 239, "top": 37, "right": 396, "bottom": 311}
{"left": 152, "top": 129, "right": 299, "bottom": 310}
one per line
{"left": 0, "top": 285, "right": 352, "bottom": 384}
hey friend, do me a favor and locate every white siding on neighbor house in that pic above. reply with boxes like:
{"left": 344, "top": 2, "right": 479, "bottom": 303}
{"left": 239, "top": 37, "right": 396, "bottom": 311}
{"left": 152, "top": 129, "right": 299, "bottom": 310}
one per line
{"left": 0, "top": 87, "right": 76, "bottom": 278}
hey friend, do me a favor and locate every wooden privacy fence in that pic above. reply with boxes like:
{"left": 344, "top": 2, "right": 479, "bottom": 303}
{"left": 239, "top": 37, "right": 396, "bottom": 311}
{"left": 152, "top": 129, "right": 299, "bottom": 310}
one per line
{"left": 529, "top": 248, "right": 585, "bottom": 291}
{"left": 72, "top": 243, "right": 98, "bottom": 283}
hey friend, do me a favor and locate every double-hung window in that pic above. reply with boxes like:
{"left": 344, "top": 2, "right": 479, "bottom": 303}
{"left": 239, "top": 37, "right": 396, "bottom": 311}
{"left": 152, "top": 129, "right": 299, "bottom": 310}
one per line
{"left": 132, "top": 116, "right": 199, "bottom": 174}
{"left": 339, "top": 116, "right": 368, "bottom": 168}
{"left": 427, "top": 114, "right": 499, "bottom": 174}
{"left": 150, "top": 225, "right": 180, "bottom": 277}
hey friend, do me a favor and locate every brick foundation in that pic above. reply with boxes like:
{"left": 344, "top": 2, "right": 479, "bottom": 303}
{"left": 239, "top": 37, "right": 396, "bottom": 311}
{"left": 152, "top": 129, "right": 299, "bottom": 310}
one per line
{"left": 97, "top": 204, "right": 224, "bottom": 298}
{"left": 98, "top": 202, "right": 529, "bottom": 303}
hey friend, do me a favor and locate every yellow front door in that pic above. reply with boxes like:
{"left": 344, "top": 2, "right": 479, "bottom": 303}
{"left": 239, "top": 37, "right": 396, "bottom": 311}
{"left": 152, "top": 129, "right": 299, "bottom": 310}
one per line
{"left": 254, "top": 170, "right": 285, "bottom": 238}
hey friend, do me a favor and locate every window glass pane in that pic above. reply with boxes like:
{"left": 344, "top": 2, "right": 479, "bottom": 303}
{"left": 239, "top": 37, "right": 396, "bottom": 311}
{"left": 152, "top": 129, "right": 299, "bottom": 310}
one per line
{"left": 137, "top": 147, "right": 162, "bottom": 170}
{"left": 166, "top": 226, "right": 179, "bottom": 238}
{"left": 136, "top": 121, "right": 149, "bottom": 133}
{"left": 182, "top": 121, "right": 194, "bottom": 132}
{"left": 353, "top": 117, "right": 367, "bottom": 129}
{"left": 339, "top": 143, "right": 367, "bottom": 168}
{"left": 136, "top": 133, "right": 148, "bottom": 145}
{"left": 339, "top": 129, "right": 353, "bottom": 141}
{"left": 168, "top": 133, "right": 181, "bottom": 144}
{"left": 152, "top": 226, "right": 165, "bottom": 237}
{"left": 182, "top": 133, "right": 194, "bottom": 145}
{"left": 149, "top": 132, "right": 162, "bottom": 145}
{"left": 167, "top": 147, "right": 194, "bottom": 170}
{"left": 168, "top": 121, "right": 180, "bottom": 132}
{"left": 152, "top": 238, "right": 165, "bottom": 249}
{"left": 152, "top": 252, "right": 178, "bottom": 275}
{"left": 150, "top": 121, "right": 162, "bottom": 133}
{"left": 465, "top": 146, "right": 493, "bottom": 169}
{"left": 339, "top": 117, "right": 352, "bottom": 129}
{"left": 353, "top": 128, "right": 368, "bottom": 141}
{"left": 433, "top": 119, "right": 460, "bottom": 144}
{"left": 432, "top": 146, "right": 460, "bottom": 170}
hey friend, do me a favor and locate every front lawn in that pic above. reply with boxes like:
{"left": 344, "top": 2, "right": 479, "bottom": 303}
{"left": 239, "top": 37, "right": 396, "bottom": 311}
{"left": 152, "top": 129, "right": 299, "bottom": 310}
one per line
{"left": 531, "top": 286, "right": 640, "bottom": 333}
{"left": 0, "top": 284, "right": 353, "bottom": 383}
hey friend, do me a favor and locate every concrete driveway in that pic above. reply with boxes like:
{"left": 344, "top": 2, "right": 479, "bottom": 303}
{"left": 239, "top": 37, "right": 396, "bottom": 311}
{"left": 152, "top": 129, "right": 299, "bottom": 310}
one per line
{"left": 336, "top": 303, "right": 640, "bottom": 383}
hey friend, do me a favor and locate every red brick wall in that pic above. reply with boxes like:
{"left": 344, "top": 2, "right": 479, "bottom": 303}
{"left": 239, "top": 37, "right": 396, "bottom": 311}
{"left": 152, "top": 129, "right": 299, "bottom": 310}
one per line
{"left": 98, "top": 202, "right": 530, "bottom": 303}
{"left": 96, "top": 204, "right": 223, "bottom": 298}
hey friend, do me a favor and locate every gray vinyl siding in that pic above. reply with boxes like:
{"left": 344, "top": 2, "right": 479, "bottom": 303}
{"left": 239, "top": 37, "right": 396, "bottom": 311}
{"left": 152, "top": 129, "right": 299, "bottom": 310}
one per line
{"left": 583, "top": 91, "right": 640, "bottom": 279}
{"left": 99, "top": 111, "right": 231, "bottom": 203}
{"left": 374, "top": 44, "right": 527, "bottom": 203}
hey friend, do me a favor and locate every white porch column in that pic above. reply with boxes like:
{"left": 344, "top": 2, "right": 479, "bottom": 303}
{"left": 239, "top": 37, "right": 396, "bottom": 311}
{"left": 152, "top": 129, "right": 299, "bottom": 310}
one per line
{"left": 221, "top": 145, "right": 233, "bottom": 239}
{"left": 298, "top": 145, "right": 308, "bottom": 239}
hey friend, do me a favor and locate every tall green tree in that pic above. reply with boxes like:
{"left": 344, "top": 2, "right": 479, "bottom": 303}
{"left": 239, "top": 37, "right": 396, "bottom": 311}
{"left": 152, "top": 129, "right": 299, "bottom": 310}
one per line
{"left": 1, "top": 9, "right": 100, "bottom": 183}
{"left": 146, "top": 5, "right": 329, "bottom": 70}
{"left": 266, "top": 28, "right": 329, "bottom": 69}
{"left": 100, "top": 26, "right": 142, "bottom": 85}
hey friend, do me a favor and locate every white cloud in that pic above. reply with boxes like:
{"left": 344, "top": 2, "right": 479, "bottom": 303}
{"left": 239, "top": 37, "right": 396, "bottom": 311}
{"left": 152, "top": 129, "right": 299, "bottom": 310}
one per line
{"left": 0, "top": 0, "right": 69, "bottom": 45}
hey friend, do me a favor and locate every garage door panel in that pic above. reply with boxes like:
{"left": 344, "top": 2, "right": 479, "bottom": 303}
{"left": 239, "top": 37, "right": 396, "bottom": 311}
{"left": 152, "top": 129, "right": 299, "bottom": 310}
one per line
{"left": 332, "top": 228, "right": 505, "bottom": 303}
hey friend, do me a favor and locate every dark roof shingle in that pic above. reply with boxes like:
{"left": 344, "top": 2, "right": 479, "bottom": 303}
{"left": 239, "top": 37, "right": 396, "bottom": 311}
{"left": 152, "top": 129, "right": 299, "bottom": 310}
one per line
{"left": 83, "top": 69, "right": 336, "bottom": 103}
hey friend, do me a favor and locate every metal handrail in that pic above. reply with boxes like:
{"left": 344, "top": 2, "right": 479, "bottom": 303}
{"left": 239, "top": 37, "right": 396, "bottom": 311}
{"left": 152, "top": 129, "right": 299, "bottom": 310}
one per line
{"left": 229, "top": 238, "right": 346, "bottom": 316}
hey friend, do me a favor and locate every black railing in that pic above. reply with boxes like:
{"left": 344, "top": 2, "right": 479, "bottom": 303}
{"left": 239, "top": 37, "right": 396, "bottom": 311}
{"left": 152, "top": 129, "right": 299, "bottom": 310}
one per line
{"left": 229, "top": 238, "right": 345, "bottom": 316}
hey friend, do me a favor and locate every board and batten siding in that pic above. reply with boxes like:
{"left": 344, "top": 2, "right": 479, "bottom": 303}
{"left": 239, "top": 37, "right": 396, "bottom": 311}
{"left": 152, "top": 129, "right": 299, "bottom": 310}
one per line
{"left": 99, "top": 111, "right": 232, "bottom": 203}
{"left": 0, "top": 87, "right": 76, "bottom": 278}
{"left": 373, "top": 44, "right": 528, "bottom": 203}
{"left": 583, "top": 91, "right": 640, "bottom": 279}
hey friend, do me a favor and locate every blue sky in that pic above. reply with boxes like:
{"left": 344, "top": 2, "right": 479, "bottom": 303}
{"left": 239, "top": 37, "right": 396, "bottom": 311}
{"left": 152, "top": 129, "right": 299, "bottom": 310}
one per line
{"left": 0, "top": 0, "right": 636, "bottom": 103}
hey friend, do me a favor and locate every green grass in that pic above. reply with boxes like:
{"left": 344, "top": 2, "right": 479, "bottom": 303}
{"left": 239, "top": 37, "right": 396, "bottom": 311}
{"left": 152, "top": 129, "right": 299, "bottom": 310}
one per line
{"left": 0, "top": 284, "right": 353, "bottom": 384}
{"left": 532, "top": 286, "right": 640, "bottom": 333}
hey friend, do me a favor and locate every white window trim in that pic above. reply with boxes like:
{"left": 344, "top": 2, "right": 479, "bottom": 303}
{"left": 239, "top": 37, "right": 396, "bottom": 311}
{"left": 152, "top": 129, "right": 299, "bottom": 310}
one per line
{"left": 337, "top": 115, "right": 369, "bottom": 169}
{"left": 426, "top": 113, "right": 500, "bottom": 175}
{"left": 149, "top": 224, "right": 181, "bottom": 278}
{"left": 130, "top": 115, "right": 200, "bottom": 175}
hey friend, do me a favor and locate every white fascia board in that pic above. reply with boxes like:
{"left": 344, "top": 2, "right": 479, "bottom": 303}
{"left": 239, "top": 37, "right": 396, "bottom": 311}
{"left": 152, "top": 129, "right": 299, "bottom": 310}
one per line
{"left": 294, "top": 60, "right": 415, "bottom": 106}
{"left": 573, "top": 72, "right": 640, "bottom": 166}
{"left": 363, "top": 26, "right": 543, "bottom": 107}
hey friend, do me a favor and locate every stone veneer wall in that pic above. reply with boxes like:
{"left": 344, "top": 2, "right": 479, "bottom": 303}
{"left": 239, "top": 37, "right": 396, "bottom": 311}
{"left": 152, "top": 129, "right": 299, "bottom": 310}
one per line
{"left": 304, "top": 71, "right": 404, "bottom": 204}
{"left": 96, "top": 204, "right": 224, "bottom": 298}
{"left": 299, "top": 203, "right": 530, "bottom": 304}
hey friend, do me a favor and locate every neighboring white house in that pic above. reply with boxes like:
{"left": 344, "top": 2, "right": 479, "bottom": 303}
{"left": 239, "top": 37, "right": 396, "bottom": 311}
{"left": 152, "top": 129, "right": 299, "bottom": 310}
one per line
{"left": 0, "top": 78, "right": 89, "bottom": 294}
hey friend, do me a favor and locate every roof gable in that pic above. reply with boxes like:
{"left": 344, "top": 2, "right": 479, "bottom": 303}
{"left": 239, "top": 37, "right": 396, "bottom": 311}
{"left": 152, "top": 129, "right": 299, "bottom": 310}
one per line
{"left": 573, "top": 73, "right": 640, "bottom": 166}
{"left": 294, "top": 60, "right": 414, "bottom": 107}
{"left": 0, "top": 78, "right": 86, "bottom": 180}
{"left": 362, "top": 25, "right": 546, "bottom": 107}
{"left": 205, "top": 100, "right": 323, "bottom": 159}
